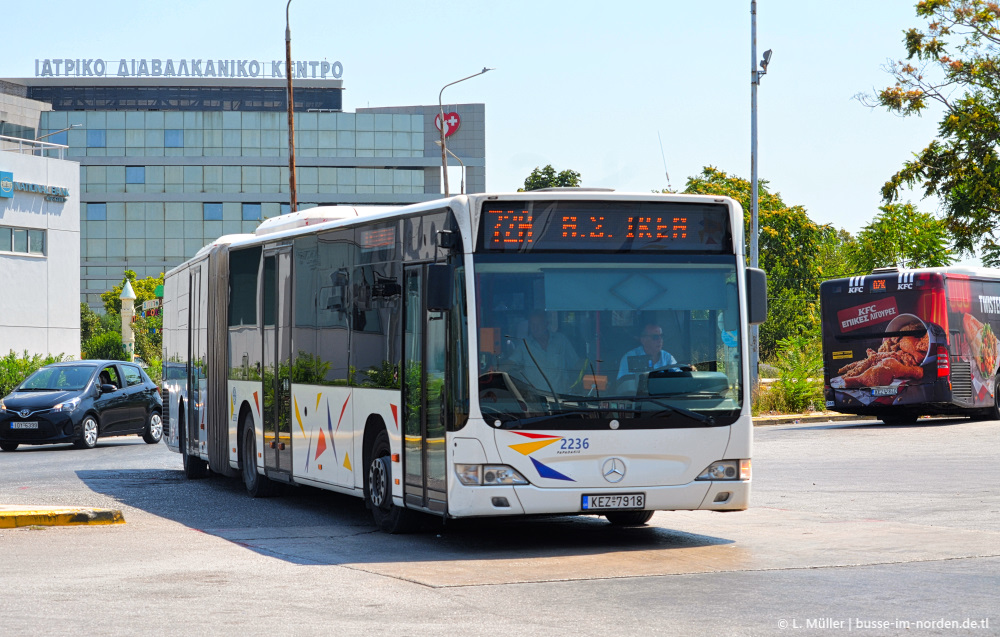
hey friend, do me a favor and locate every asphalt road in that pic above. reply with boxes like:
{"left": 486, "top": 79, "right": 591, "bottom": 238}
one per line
{"left": 1, "top": 419, "right": 998, "bottom": 636}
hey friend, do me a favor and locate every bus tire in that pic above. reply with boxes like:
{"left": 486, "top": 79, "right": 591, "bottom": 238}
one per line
{"left": 241, "top": 421, "right": 275, "bottom": 498}
{"left": 180, "top": 406, "right": 209, "bottom": 479}
{"left": 365, "top": 428, "right": 414, "bottom": 534}
{"left": 982, "top": 383, "right": 1000, "bottom": 421}
{"left": 880, "top": 413, "right": 917, "bottom": 425}
{"left": 605, "top": 511, "right": 654, "bottom": 526}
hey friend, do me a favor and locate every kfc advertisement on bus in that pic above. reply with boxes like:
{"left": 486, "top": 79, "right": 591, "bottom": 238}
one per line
{"left": 821, "top": 269, "right": 1000, "bottom": 417}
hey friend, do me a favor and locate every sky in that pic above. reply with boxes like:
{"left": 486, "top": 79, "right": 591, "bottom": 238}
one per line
{"left": 3, "top": 0, "right": 964, "bottom": 259}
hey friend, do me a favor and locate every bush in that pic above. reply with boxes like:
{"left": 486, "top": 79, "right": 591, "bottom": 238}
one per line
{"left": 82, "top": 332, "right": 129, "bottom": 361}
{"left": 0, "top": 350, "right": 67, "bottom": 397}
{"left": 752, "top": 334, "right": 824, "bottom": 414}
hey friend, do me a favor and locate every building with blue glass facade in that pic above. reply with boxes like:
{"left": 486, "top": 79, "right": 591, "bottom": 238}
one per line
{"left": 1, "top": 76, "right": 485, "bottom": 308}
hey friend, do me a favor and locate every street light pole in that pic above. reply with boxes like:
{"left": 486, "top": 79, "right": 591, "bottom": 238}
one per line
{"left": 438, "top": 67, "right": 493, "bottom": 196}
{"left": 750, "top": 0, "right": 771, "bottom": 388}
{"left": 434, "top": 140, "right": 466, "bottom": 194}
{"left": 285, "top": 0, "right": 298, "bottom": 214}
{"left": 35, "top": 124, "right": 81, "bottom": 140}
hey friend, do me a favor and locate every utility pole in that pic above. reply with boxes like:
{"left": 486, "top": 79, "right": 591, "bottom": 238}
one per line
{"left": 285, "top": 0, "right": 298, "bottom": 213}
{"left": 750, "top": 0, "right": 771, "bottom": 388}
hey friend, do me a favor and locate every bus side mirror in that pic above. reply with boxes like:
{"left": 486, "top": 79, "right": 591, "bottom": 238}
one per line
{"left": 426, "top": 264, "right": 453, "bottom": 311}
{"left": 746, "top": 267, "right": 767, "bottom": 325}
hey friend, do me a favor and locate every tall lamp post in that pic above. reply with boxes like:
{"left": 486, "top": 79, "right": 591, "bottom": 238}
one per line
{"left": 434, "top": 140, "right": 466, "bottom": 194}
{"left": 285, "top": 0, "right": 298, "bottom": 214}
{"left": 438, "top": 67, "right": 493, "bottom": 196}
{"left": 750, "top": 0, "right": 771, "bottom": 388}
{"left": 35, "top": 123, "right": 81, "bottom": 141}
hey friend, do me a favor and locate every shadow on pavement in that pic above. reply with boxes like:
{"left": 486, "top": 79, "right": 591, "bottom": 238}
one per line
{"left": 782, "top": 417, "right": 973, "bottom": 431}
{"left": 76, "top": 467, "right": 734, "bottom": 567}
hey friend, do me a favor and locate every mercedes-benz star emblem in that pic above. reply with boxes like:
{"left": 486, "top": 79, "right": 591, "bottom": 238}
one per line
{"left": 602, "top": 457, "right": 626, "bottom": 483}
{"left": 19, "top": 409, "right": 30, "bottom": 418}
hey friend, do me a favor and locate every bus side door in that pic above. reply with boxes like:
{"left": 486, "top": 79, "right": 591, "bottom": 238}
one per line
{"left": 262, "top": 248, "right": 293, "bottom": 480}
{"left": 402, "top": 264, "right": 448, "bottom": 514}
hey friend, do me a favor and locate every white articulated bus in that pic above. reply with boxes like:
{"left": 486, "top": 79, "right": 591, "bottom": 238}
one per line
{"left": 161, "top": 190, "right": 767, "bottom": 532}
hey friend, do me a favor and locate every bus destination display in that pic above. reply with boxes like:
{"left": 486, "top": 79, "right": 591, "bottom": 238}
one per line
{"left": 480, "top": 201, "right": 730, "bottom": 252}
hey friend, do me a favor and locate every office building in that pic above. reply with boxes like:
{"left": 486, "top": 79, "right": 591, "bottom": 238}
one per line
{"left": 2, "top": 66, "right": 485, "bottom": 308}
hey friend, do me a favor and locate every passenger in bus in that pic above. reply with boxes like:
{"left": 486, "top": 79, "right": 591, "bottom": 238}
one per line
{"left": 617, "top": 324, "right": 680, "bottom": 382}
{"left": 501, "top": 310, "right": 582, "bottom": 395}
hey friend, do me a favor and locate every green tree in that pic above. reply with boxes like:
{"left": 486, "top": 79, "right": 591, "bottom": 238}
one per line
{"left": 101, "top": 270, "right": 164, "bottom": 362}
{"left": 871, "top": 0, "right": 1000, "bottom": 264}
{"left": 519, "top": 164, "right": 582, "bottom": 191}
{"left": 816, "top": 226, "right": 858, "bottom": 280}
{"left": 80, "top": 303, "right": 103, "bottom": 343}
{"left": 82, "top": 332, "right": 128, "bottom": 361}
{"left": 844, "top": 203, "right": 956, "bottom": 273}
{"left": 101, "top": 270, "right": 164, "bottom": 317}
{"left": 682, "top": 166, "right": 825, "bottom": 358}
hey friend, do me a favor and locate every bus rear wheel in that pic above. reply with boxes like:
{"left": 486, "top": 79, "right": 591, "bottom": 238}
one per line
{"left": 179, "top": 408, "right": 209, "bottom": 479}
{"left": 880, "top": 413, "right": 918, "bottom": 425}
{"left": 366, "top": 429, "right": 414, "bottom": 534}
{"left": 983, "top": 382, "right": 1000, "bottom": 421}
{"left": 241, "top": 422, "right": 275, "bottom": 498}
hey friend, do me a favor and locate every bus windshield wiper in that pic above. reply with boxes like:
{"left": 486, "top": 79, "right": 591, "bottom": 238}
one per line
{"left": 569, "top": 395, "right": 715, "bottom": 425}
{"left": 492, "top": 410, "right": 596, "bottom": 429}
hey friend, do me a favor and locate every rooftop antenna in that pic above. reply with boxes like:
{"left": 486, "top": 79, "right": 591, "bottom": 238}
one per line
{"left": 657, "top": 131, "right": 673, "bottom": 192}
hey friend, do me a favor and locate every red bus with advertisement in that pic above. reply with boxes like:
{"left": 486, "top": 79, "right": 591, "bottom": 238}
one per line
{"left": 821, "top": 267, "right": 1000, "bottom": 423}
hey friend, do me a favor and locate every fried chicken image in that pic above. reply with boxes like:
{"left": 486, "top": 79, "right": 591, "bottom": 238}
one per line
{"left": 839, "top": 357, "right": 924, "bottom": 388}
{"left": 833, "top": 320, "right": 928, "bottom": 389}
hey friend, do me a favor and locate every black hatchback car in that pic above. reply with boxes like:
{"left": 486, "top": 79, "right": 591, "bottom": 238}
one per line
{"left": 0, "top": 360, "right": 162, "bottom": 451}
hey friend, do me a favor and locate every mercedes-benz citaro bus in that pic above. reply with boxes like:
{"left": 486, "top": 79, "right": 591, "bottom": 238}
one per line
{"left": 160, "top": 190, "right": 767, "bottom": 532}
{"left": 821, "top": 266, "right": 1000, "bottom": 424}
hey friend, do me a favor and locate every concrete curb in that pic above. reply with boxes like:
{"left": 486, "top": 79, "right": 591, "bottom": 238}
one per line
{"left": 0, "top": 505, "right": 125, "bottom": 528}
{"left": 753, "top": 413, "right": 877, "bottom": 427}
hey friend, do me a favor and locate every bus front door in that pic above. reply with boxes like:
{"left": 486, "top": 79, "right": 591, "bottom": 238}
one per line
{"left": 403, "top": 265, "right": 448, "bottom": 514}
{"left": 262, "top": 248, "right": 293, "bottom": 480}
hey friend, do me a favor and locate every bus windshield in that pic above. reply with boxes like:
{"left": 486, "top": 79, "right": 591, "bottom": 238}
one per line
{"left": 474, "top": 254, "right": 743, "bottom": 429}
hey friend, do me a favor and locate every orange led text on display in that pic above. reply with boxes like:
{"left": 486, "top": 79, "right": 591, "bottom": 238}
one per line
{"left": 490, "top": 211, "right": 535, "bottom": 244}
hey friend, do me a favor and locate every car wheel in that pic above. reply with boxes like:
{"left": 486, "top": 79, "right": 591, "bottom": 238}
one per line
{"left": 605, "top": 510, "right": 655, "bottom": 526}
{"left": 241, "top": 422, "right": 275, "bottom": 497}
{"left": 142, "top": 411, "right": 163, "bottom": 444}
{"left": 74, "top": 415, "right": 99, "bottom": 449}
{"left": 366, "top": 428, "right": 415, "bottom": 534}
{"left": 0, "top": 442, "right": 19, "bottom": 452}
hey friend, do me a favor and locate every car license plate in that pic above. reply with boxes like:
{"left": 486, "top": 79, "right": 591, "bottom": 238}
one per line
{"left": 11, "top": 421, "right": 39, "bottom": 429}
{"left": 871, "top": 387, "right": 897, "bottom": 397}
{"left": 581, "top": 493, "right": 645, "bottom": 511}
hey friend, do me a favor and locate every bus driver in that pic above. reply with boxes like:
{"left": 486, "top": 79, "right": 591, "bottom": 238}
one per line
{"left": 617, "top": 323, "right": 679, "bottom": 382}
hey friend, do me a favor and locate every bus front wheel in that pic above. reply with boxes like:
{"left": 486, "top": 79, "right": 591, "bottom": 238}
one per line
{"left": 605, "top": 511, "right": 654, "bottom": 526}
{"left": 365, "top": 428, "right": 414, "bottom": 534}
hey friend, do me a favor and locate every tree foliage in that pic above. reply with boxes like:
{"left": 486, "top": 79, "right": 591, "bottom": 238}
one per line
{"left": 0, "top": 351, "right": 66, "bottom": 397}
{"left": 81, "top": 332, "right": 128, "bottom": 361}
{"left": 844, "top": 203, "right": 956, "bottom": 272}
{"left": 683, "top": 167, "right": 825, "bottom": 358}
{"left": 872, "top": 0, "right": 1000, "bottom": 264}
{"left": 101, "top": 270, "right": 164, "bottom": 317}
{"left": 519, "top": 164, "right": 582, "bottom": 191}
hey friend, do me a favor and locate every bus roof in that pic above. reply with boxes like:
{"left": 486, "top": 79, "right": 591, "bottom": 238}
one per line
{"left": 823, "top": 265, "right": 1000, "bottom": 285}
{"left": 172, "top": 191, "right": 743, "bottom": 274}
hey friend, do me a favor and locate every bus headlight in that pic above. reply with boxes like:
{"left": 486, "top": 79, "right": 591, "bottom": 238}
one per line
{"left": 455, "top": 464, "right": 529, "bottom": 486}
{"left": 696, "top": 459, "right": 750, "bottom": 481}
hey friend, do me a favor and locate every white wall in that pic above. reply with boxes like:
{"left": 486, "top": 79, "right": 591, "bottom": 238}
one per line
{"left": 0, "top": 149, "right": 80, "bottom": 358}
